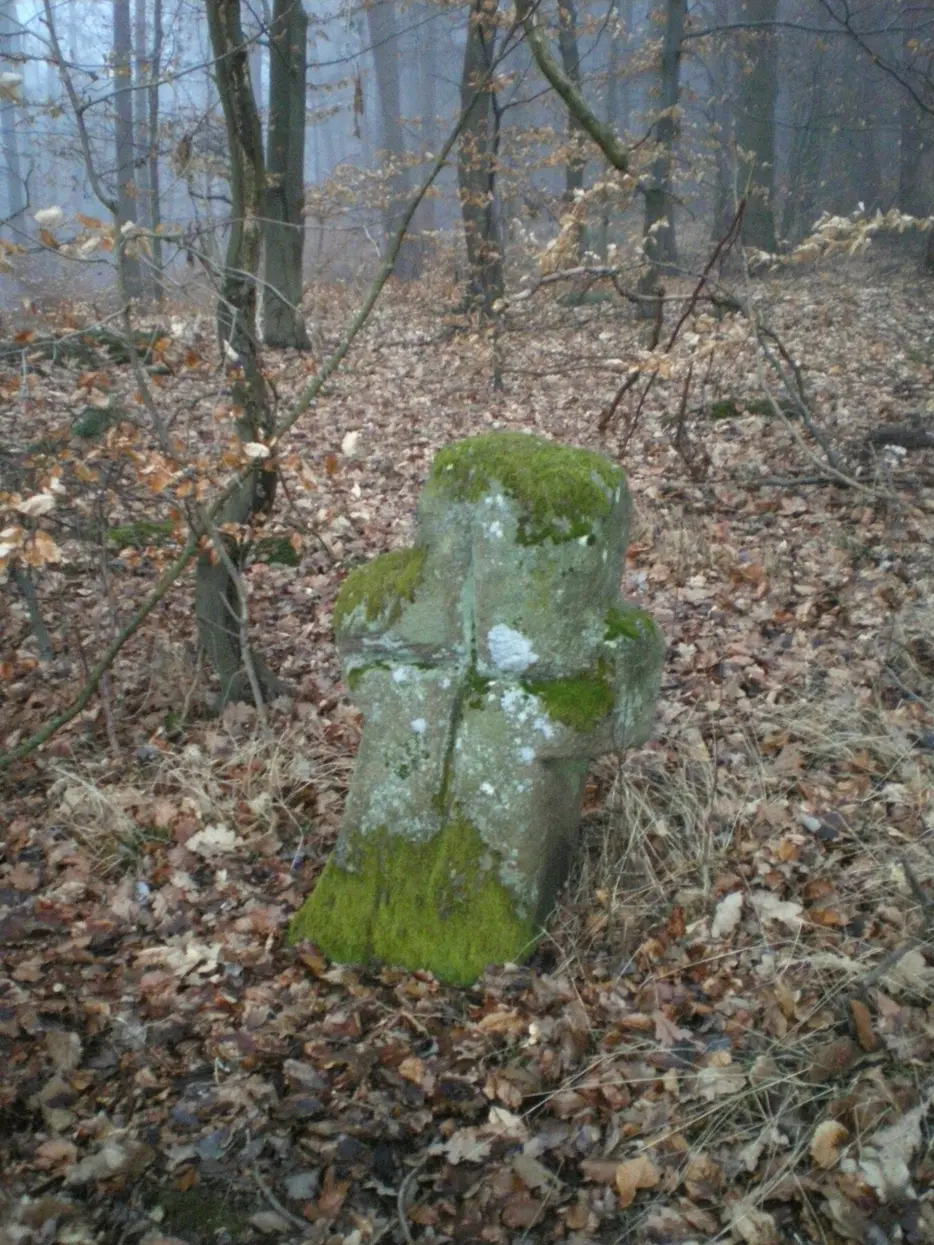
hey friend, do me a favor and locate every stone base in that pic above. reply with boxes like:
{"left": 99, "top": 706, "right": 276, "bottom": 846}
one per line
{"left": 288, "top": 817, "right": 540, "bottom": 986}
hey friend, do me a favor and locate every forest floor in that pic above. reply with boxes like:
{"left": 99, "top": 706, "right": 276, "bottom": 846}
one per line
{"left": 2, "top": 251, "right": 934, "bottom": 1245}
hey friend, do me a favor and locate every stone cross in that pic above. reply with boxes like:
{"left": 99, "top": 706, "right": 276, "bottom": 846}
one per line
{"left": 290, "top": 432, "right": 664, "bottom": 985}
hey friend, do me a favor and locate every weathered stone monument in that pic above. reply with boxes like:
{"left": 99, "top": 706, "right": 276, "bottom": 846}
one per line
{"left": 289, "top": 432, "right": 664, "bottom": 984}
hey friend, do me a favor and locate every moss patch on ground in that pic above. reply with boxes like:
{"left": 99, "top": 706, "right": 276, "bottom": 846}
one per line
{"left": 332, "top": 547, "right": 426, "bottom": 632}
{"left": 107, "top": 519, "right": 175, "bottom": 549}
{"left": 706, "top": 396, "right": 797, "bottom": 421}
{"left": 426, "top": 431, "right": 623, "bottom": 545}
{"left": 289, "top": 816, "right": 539, "bottom": 985}
{"left": 149, "top": 1186, "right": 248, "bottom": 1242}
{"left": 522, "top": 670, "right": 615, "bottom": 732}
{"left": 253, "top": 534, "right": 301, "bottom": 566}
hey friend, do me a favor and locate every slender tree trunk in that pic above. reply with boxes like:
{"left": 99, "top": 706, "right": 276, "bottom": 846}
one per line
{"left": 366, "top": 0, "right": 420, "bottom": 279}
{"left": 366, "top": 0, "right": 420, "bottom": 280}
{"left": 735, "top": 0, "right": 777, "bottom": 252}
{"left": 113, "top": 0, "right": 142, "bottom": 295}
{"left": 148, "top": 0, "right": 163, "bottom": 297}
{"left": 0, "top": 0, "right": 25, "bottom": 237}
{"left": 900, "top": 94, "right": 926, "bottom": 216}
{"left": 898, "top": 23, "right": 931, "bottom": 218}
{"left": 201, "top": 0, "right": 282, "bottom": 706}
{"left": 133, "top": 0, "right": 153, "bottom": 298}
{"left": 708, "top": 0, "right": 734, "bottom": 239}
{"left": 780, "top": 37, "right": 828, "bottom": 243}
{"left": 597, "top": 0, "right": 629, "bottom": 260}
{"left": 640, "top": 0, "right": 684, "bottom": 276}
{"left": 457, "top": 0, "right": 503, "bottom": 313}
{"left": 264, "top": 0, "right": 310, "bottom": 348}
{"left": 557, "top": 0, "right": 585, "bottom": 203}
{"left": 415, "top": 5, "right": 438, "bottom": 239}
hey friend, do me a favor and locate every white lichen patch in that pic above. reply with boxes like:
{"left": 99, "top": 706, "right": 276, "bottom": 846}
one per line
{"left": 519, "top": 746, "right": 536, "bottom": 764}
{"left": 392, "top": 666, "right": 410, "bottom": 683}
{"left": 411, "top": 718, "right": 427, "bottom": 734}
{"left": 488, "top": 625, "right": 538, "bottom": 673}
{"left": 500, "top": 687, "right": 537, "bottom": 725}
{"left": 480, "top": 782, "right": 496, "bottom": 796}
{"left": 533, "top": 716, "right": 555, "bottom": 740}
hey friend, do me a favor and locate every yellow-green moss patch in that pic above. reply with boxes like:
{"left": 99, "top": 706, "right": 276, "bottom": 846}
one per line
{"left": 333, "top": 547, "right": 426, "bottom": 632}
{"left": 288, "top": 816, "right": 539, "bottom": 985}
{"left": 107, "top": 518, "right": 176, "bottom": 549}
{"left": 426, "top": 432, "right": 623, "bottom": 546}
{"left": 522, "top": 670, "right": 614, "bottom": 732}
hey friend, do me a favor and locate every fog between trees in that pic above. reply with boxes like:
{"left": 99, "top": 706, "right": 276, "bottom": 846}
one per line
{"left": 2, "top": 0, "right": 933, "bottom": 312}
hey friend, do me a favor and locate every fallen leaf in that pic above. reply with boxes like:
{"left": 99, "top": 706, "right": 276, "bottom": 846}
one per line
{"left": 711, "top": 890, "right": 744, "bottom": 938}
{"left": 615, "top": 1156, "right": 661, "bottom": 1208}
{"left": 750, "top": 890, "right": 804, "bottom": 929}
{"left": 729, "top": 1202, "right": 778, "bottom": 1245}
{"left": 811, "top": 1119, "right": 849, "bottom": 1168}
{"left": 859, "top": 1102, "right": 927, "bottom": 1199}
{"left": 849, "top": 998, "right": 878, "bottom": 1051}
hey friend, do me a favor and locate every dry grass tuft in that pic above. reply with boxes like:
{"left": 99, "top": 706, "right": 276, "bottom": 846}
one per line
{"left": 50, "top": 714, "right": 354, "bottom": 874}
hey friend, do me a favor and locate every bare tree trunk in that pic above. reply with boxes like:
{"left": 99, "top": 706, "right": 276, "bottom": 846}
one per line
{"left": 707, "top": 0, "right": 734, "bottom": 239}
{"left": 557, "top": 0, "right": 585, "bottom": 203}
{"left": 414, "top": 5, "right": 438, "bottom": 240}
{"left": 640, "top": 0, "right": 684, "bottom": 277}
{"left": 263, "top": 0, "right": 310, "bottom": 349}
{"left": 898, "top": 20, "right": 931, "bottom": 217}
{"left": 366, "top": 0, "right": 421, "bottom": 279}
{"left": 735, "top": 0, "right": 777, "bottom": 252}
{"left": 148, "top": 0, "right": 163, "bottom": 298}
{"left": 780, "top": 39, "right": 828, "bottom": 243}
{"left": 113, "top": 0, "right": 142, "bottom": 296}
{"left": 201, "top": 0, "right": 282, "bottom": 706}
{"left": 596, "top": 0, "right": 629, "bottom": 260}
{"left": 457, "top": 0, "right": 503, "bottom": 314}
{"left": 0, "top": 0, "right": 25, "bottom": 237}
{"left": 133, "top": 0, "right": 153, "bottom": 298}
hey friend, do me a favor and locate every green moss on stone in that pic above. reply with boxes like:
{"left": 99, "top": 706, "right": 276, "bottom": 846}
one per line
{"left": 604, "top": 604, "right": 655, "bottom": 643}
{"left": 426, "top": 431, "right": 623, "bottom": 546}
{"left": 522, "top": 670, "right": 614, "bottom": 732}
{"left": 332, "top": 547, "right": 426, "bottom": 633}
{"left": 464, "top": 667, "right": 493, "bottom": 708}
{"left": 288, "top": 816, "right": 539, "bottom": 986}
{"left": 345, "top": 661, "right": 390, "bottom": 691}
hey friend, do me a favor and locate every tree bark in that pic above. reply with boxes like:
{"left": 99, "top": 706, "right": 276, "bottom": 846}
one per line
{"left": 414, "top": 4, "right": 438, "bottom": 239}
{"left": 263, "top": 0, "right": 310, "bottom": 349}
{"left": 457, "top": 0, "right": 503, "bottom": 313}
{"left": 366, "top": 0, "right": 421, "bottom": 280}
{"left": 557, "top": 0, "right": 585, "bottom": 203}
{"left": 735, "top": 0, "right": 777, "bottom": 253}
{"left": 133, "top": 0, "right": 153, "bottom": 298}
{"left": 0, "top": 0, "right": 24, "bottom": 236}
{"left": 640, "top": 0, "right": 684, "bottom": 275}
{"left": 202, "top": 0, "right": 282, "bottom": 706}
{"left": 780, "top": 42, "right": 828, "bottom": 243}
{"left": 113, "top": 0, "right": 142, "bottom": 295}
{"left": 147, "top": 0, "right": 163, "bottom": 298}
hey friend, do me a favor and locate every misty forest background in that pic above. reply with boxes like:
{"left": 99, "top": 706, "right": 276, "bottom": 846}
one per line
{"left": 3, "top": 0, "right": 934, "bottom": 311}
